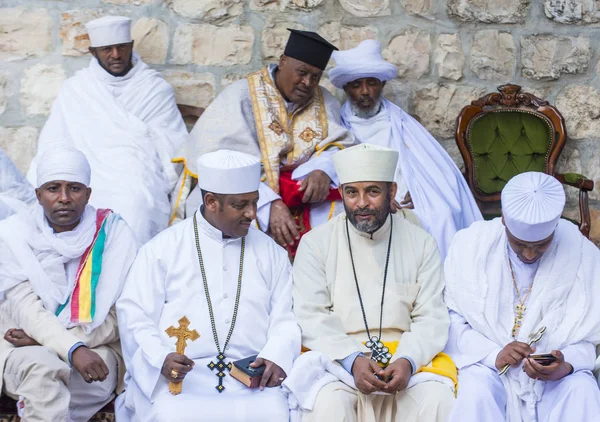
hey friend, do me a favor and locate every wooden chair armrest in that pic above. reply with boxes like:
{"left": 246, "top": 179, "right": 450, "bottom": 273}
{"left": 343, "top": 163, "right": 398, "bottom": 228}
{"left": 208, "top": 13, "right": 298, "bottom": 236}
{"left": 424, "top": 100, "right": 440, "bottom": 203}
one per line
{"left": 555, "top": 173, "right": 594, "bottom": 192}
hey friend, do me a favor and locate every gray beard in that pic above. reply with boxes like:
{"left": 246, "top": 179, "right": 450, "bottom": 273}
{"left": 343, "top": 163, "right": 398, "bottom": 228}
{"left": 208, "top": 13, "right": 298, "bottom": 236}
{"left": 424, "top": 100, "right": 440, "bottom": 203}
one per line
{"left": 350, "top": 97, "right": 382, "bottom": 119}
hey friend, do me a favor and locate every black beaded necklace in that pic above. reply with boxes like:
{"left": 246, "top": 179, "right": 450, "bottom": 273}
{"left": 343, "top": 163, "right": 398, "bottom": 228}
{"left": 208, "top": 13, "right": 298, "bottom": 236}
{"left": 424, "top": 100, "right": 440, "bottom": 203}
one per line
{"left": 345, "top": 215, "right": 393, "bottom": 365}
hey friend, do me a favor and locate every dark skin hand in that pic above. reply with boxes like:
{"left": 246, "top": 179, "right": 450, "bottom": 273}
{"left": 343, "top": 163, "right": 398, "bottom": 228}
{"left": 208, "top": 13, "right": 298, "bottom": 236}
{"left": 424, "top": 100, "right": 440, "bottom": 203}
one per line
{"left": 391, "top": 192, "right": 414, "bottom": 213}
{"left": 269, "top": 199, "right": 300, "bottom": 247}
{"left": 523, "top": 350, "right": 573, "bottom": 381}
{"left": 298, "top": 170, "right": 332, "bottom": 203}
{"left": 72, "top": 346, "right": 110, "bottom": 383}
{"left": 381, "top": 358, "right": 412, "bottom": 393}
{"left": 4, "top": 328, "right": 39, "bottom": 347}
{"left": 495, "top": 341, "right": 535, "bottom": 371}
{"left": 249, "top": 357, "right": 286, "bottom": 390}
{"left": 161, "top": 352, "right": 195, "bottom": 383}
{"left": 351, "top": 356, "right": 389, "bottom": 394}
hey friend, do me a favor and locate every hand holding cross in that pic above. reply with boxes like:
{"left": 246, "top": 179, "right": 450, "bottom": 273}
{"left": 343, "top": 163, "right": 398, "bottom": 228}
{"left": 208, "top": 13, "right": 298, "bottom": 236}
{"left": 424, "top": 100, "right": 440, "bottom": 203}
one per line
{"left": 165, "top": 316, "right": 200, "bottom": 395}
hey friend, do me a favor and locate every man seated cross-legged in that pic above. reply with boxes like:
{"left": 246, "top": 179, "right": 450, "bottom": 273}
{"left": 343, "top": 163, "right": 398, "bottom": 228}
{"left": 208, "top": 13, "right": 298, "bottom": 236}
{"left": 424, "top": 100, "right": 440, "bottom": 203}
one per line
{"left": 445, "top": 172, "right": 600, "bottom": 422}
{"left": 0, "top": 146, "right": 138, "bottom": 421}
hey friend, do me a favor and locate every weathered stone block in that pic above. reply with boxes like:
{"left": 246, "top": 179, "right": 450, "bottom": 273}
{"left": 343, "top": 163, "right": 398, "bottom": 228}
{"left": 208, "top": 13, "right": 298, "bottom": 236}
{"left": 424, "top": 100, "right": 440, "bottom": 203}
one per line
{"left": 585, "top": 152, "right": 600, "bottom": 201}
{"left": 320, "top": 22, "right": 377, "bottom": 52}
{"left": 101, "top": 0, "right": 152, "bottom": 4}
{"left": 433, "top": 34, "right": 464, "bottom": 81}
{"left": 220, "top": 74, "right": 244, "bottom": 89}
{"left": 521, "top": 35, "right": 590, "bottom": 80}
{"left": 0, "top": 8, "right": 53, "bottom": 61}
{"left": 20, "top": 65, "right": 66, "bottom": 116}
{"left": 414, "top": 83, "right": 486, "bottom": 138}
{"left": 262, "top": 20, "right": 307, "bottom": 61}
{"left": 401, "top": 0, "right": 435, "bottom": 18}
{"left": 171, "top": 24, "right": 254, "bottom": 66}
{"left": 132, "top": 18, "right": 168, "bottom": 65}
{"left": 339, "top": 0, "right": 391, "bottom": 17}
{"left": 0, "top": 127, "right": 39, "bottom": 173}
{"left": 168, "top": 0, "right": 243, "bottom": 23}
{"left": 0, "top": 73, "right": 8, "bottom": 117}
{"left": 162, "top": 71, "right": 216, "bottom": 109}
{"left": 470, "top": 30, "right": 515, "bottom": 80}
{"left": 383, "top": 31, "right": 431, "bottom": 79}
{"left": 382, "top": 79, "right": 411, "bottom": 110}
{"left": 544, "top": 0, "right": 600, "bottom": 24}
{"left": 556, "top": 85, "right": 600, "bottom": 139}
{"left": 447, "top": 0, "right": 530, "bottom": 23}
{"left": 556, "top": 143, "right": 583, "bottom": 202}
{"left": 250, "top": 0, "right": 323, "bottom": 11}
{"left": 60, "top": 10, "right": 103, "bottom": 57}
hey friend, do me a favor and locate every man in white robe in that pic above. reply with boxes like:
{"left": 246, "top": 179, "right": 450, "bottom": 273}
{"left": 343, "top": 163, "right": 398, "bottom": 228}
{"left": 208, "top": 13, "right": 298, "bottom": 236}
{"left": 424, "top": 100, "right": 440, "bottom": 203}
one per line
{"left": 288, "top": 144, "right": 455, "bottom": 422}
{"left": 0, "top": 146, "right": 138, "bottom": 421}
{"left": 27, "top": 16, "right": 188, "bottom": 244}
{"left": 116, "top": 149, "right": 301, "bottom": 422}
{"left": 0, "top": 149, "right": 35, "bottom": 220}
{"left": 329, "top": 40, "right": 481, "bottom": 259}
{"left": 444, "top": 171, "right": 600, "bottom": 422}
{"left": 172, "top": 29, "right": 355, "bottom": 255}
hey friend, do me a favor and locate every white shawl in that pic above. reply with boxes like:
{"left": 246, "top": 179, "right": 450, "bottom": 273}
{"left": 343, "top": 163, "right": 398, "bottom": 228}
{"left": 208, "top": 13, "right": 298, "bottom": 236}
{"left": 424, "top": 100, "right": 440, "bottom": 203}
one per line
{"left": 28, "top": 54, "right": 188, "bottom": 244}
{"left": 0, "top": 205, "right": 136, "bottom": 332}
{"left": 444, "top": 218, "right": 600, "bottom": 421}
{"left": 0, "top": 149, "right": 35, "bottom": 220}
{"left": 341, "top": 99, "right": 482, "bottom": 259}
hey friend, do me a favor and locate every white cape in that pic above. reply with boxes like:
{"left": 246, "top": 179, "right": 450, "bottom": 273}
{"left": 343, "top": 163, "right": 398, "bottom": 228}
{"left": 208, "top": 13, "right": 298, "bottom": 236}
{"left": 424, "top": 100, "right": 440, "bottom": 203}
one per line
{"left": 341, "top": 99, "right": 482, "bottom": 259}
{"left": 28, "top": 54, "right": 188, "bottom": 244}
{"left": 444, "top": 218, "right": 600, "bottom": 421}
{"left": 0, "top": 149, "right": 35, "bottom": 220}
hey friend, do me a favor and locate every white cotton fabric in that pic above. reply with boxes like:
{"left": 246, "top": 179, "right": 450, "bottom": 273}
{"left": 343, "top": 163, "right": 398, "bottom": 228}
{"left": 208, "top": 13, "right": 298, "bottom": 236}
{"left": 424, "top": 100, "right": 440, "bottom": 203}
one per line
{"left": 85, "top": 16, "right": 132, "bottom": 48}
{"left": 341, "top": 98, "right": 482, "bottom": 260}
{"left": 501, "top": 172, "right": 566, "bottom": 242}
{"left": 197, "top": 150, "right": 261, "bottom": 195}
{"left": 333, "top": 143, "right": 398, "bottom": 184}
{"left": 444, "top": 218, "right": 600, "bottom": 421}
{"left": 0, "top": 149, "right": 35, "bottom": 220}
{"left": 28, "top": 53, "right": 188, "bottom": 244}
{"left": 36, "top": 146, "right": 91, "bottom": 188}
{"left": 0, "top": 204, "right": 136, "bottom": 332}
{"left": 329, "top": 40, "right": 398, "bottom": 89}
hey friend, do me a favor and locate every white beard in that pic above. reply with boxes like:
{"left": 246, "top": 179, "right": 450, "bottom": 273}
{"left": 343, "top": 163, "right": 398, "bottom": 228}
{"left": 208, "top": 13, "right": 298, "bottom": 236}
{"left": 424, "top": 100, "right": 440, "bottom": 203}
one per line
{"left": 350, "top": 97, "right": 382, "bottom": 119}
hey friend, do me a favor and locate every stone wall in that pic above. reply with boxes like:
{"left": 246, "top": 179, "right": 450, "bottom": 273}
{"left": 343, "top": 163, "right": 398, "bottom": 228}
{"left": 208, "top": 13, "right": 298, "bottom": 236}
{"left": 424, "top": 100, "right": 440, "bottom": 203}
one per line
{"left": 1, "top": 0, "right": 600, "bottom": 243}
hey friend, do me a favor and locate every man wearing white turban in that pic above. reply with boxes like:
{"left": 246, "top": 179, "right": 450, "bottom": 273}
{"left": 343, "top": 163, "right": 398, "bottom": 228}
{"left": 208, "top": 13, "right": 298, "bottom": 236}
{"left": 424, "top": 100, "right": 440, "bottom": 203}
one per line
{"left": 0, "top": 149, "right": 36, "bottom": 220}
{"left": 116, "top": 149, "right": 300, "bottom": 421}
{"left": 329, "top": 39, "right": 482, "bottom": 259}
{"left": 27, "top": 15, "right": 188, "bottom": 245}
{"left": 287, "top": 144, "right": 455, "bottom": 422}
{"left": 0, "top": 146, "right": 138, "bottom": 421}
{"left": 444, "top": 172, "right": 600, "bottom": 422}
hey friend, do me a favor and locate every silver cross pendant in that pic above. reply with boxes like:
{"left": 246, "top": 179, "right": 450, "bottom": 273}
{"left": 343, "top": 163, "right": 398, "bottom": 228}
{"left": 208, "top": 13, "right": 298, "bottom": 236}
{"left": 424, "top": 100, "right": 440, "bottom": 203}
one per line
{"left": 365, "top": 336, "right": 392, "bottom": 365}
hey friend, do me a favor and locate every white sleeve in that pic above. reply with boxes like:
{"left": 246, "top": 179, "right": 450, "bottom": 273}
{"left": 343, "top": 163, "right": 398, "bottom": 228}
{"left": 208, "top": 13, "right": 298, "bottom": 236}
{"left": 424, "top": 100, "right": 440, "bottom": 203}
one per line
{"left": 562, "top": 341, "right": 596, "bottom": 373}
{"left": 256, "top": 182, "right": 281, "bottom": 232}
{"left": 290, "top": 150, "right": 339, "bottom": 186}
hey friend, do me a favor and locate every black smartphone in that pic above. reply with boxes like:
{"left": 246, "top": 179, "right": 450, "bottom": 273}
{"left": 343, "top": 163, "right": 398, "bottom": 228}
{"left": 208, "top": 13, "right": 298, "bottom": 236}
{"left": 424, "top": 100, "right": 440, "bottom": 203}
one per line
{"left": 529, "top": 353, "right": 557, "bottom": 366}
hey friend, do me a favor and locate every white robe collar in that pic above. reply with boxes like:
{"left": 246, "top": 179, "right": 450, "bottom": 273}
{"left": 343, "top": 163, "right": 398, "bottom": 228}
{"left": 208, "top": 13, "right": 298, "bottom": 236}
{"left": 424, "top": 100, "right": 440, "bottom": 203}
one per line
{"left": 196, "top": 207, "right": 242, "bottom": 245}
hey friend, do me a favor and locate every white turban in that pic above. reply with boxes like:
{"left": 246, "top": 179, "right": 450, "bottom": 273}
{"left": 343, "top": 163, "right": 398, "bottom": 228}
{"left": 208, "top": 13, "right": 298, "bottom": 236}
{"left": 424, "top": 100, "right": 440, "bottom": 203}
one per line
{"left": 333, "top": 144, "right": 398, "bottom": 185}
{"left": 86, "top": 16, "right": 132, "bottom": 48}
{"left": 197, "top": 150, "right": 261, "bottom": 195}
{"left": 329, "top": 40, "right": 398, "bottom": 89}
{"left": 501, "top": 172, "right": 566, "bottom": 242}
{"left": 36, "top": 146, "right": 91, "bottom": 188}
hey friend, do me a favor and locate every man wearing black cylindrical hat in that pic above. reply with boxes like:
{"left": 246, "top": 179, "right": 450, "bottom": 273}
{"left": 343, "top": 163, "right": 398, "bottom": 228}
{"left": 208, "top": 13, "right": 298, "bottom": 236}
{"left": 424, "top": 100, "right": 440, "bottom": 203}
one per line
{"left": 171, "top": 29, "right": 356, "bottom": 255}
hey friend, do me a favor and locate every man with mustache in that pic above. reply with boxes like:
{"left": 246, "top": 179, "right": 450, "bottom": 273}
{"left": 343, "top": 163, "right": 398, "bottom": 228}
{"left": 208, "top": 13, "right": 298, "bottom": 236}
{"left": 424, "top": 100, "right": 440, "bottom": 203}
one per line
{"left": 172, "top": 29, "right": 355, "bottom": 256}
{"left": 288, "top": 144, "right": 455, "bottom": 422}
{"left": 329, "top": 40, "right": 481, "bottom": 260}
{"left": 116, "top": 149, "right": 300, "bottom": 421}
{"left": 444, "top": 172, "right": 600, "bottom": 421}
{"left": 28, "top": 16, "right": 188, "bottom": 245}
{"left": 0, "top": 146, "right": 138, "bottom": 421}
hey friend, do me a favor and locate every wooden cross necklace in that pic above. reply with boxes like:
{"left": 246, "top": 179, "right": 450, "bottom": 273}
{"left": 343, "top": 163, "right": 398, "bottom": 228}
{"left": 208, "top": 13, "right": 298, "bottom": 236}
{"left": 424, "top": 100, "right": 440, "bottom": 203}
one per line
{"left": 507, "top": 250, "right": 534, "bottom": 338}
{"left": 345, "top": 216, "right": 393, "bottom": 365}
{"left": 193, "top": 212, "right": 244, "bottom": 393}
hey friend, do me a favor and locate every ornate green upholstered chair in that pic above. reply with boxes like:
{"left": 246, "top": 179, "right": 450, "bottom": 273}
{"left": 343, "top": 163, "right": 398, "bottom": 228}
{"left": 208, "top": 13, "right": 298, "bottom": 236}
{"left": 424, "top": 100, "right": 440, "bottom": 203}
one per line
{"left": 455, "top": 84, "right": 594, "bottom": 238}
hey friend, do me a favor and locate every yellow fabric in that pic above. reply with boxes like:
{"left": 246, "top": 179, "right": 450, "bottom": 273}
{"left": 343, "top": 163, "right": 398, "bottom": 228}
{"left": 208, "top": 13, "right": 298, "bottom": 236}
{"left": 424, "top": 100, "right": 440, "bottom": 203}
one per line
{"left": 247, "top": 67, "right": 328, "bottom": 193}
{"left": 78, "top": 258, "right": 93, "bottom": 323}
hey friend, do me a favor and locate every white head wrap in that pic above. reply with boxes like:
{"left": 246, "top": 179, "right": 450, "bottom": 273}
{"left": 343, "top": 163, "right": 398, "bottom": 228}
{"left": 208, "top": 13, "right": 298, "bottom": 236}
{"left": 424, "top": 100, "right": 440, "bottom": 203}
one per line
{"left": 36, "top": 146, "right": 91, "bottom": 188}
{"left": 333, "top": 144, "right": 398, "bottom": 185}
{"left": 86, "top": 16, "right": 132, "bottom": 48}
{"left": 329, "top": 39, "right": 398, "bottom": 89}
{"left": 197, "top": 150, "right": 261, "bottom": 195}
{"left": 501, "top": 172, "right": 566, "bottom": 242}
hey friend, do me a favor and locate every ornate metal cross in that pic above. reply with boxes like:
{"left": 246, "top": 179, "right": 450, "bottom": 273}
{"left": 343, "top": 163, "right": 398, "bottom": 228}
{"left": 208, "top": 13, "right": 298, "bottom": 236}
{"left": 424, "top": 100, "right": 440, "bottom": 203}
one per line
{"left": 207, "top": 353, "right": 233, "bottom": 393}
{"left": 165, "top": 316, "right": 200, "bottom": 395}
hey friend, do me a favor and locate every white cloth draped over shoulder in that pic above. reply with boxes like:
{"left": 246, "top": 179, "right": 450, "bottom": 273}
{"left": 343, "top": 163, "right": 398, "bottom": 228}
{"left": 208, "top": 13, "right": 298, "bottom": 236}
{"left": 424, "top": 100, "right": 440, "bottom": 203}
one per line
{"left": 116, "top": 210, "right": 301, "bottom": 421}
{"left": 27, "top": 54, "right": 188, "bottom": 244}
{"left": 0, "top": 204, "right": 137, "bottom": 333}
{"left": 0, "top": 149, "right": 35, "bottom": 220}
{"left": 444, "top": 218, "right": 600, "bottom": 421}
{"left": 341, "top": 99, "right": 482, "bottom": 259}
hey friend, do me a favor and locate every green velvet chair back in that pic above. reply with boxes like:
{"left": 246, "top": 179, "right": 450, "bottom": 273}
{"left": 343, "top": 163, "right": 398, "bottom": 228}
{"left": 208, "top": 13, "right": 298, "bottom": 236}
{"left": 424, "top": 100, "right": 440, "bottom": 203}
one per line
{"left": 467, "top": 110, "right": 553, "bottom": 195}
